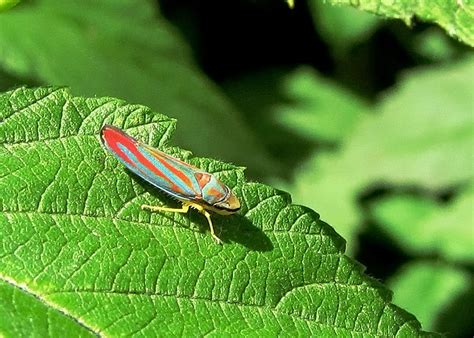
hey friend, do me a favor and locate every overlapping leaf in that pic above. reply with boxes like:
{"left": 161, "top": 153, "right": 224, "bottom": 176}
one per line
{"left": 0, "top": 87, "right": 429, "bottom": 336}
{"left": 324, "top": 0, "right": 474, "bottom": 46}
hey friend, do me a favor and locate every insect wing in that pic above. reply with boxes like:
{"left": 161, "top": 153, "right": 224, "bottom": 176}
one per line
{"left": 143, "top": 145, "right": 230, "bottom": 206}
{"left": 101, "top": 125, "right": 202, "bottom": 201}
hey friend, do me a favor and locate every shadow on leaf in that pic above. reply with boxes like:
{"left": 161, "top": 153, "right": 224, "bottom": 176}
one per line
{"left": 213, "top": 214, "right": 273, "bottom": 252}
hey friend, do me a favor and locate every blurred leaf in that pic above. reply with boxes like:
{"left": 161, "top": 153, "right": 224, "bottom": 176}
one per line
{"left": 289, "top": 57, "right": 474, "bottom": 252}
{"left": 0, "top": 0, "right": 20, "bottom": 12}
{"left": 288, "top": 152, "right": 360, "bottom": 252}
{"left": 0, "top": 0, "right": 275, "bottom": 176}
{"left": 224, "top": 67, "right": 370, "bottom": 180}
{"left": 274, "top": 67, "right": 370, "bottom": 143}
{"left": 0, "top": 86, "right": 430, "bottom": 336}
{"left": 414, "top": 28, "right": 459, "bottom": 61}
{"left": 325, "top": 0, "right": 474, "bottom": 47}
{"left": 343, "top": 57, "right": 474, "bottom": 188}
{"left": 371, "top": 184, "right": 474, "bottom": 263}
{"left": 388, "top": 261, "right": 471, "bottom": 332}
{"left": 309, "top": 1, "right": 380, "bottom": 50}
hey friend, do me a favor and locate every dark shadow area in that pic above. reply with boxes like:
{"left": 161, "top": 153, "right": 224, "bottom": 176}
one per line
{"left": 361, "top": 23, "right": 416, "bottom": 95}
{"left": 360, "top": 183, "right": 462, "bottom": 209}
{"left": 207, "top": 213, "right": 273, "bottom": 252}
{"left": 0, "top": 69, "right": 42, "bottom": 93}
{"left": 159, "top": 0, "right": 332, "bottom": 81}
{"left": 355, "top": 221, "right": 414, "bottom": 282}
{"left": 156, "top": 1, "right": 429, "bottom": 182}
{"left": 434, "top": 283, "right": 474, "bottom": 338}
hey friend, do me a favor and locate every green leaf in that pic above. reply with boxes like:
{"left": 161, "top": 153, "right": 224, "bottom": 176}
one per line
{"left": 370, "top": 184, "right": 474, "bottom": 263}
{"left": 0, "top": 87, "right": 431, "bottom": 336}
{"left": 223, "top": 67, "right": 370, "bottom": 180}
{"left": 388, "top": 261, "right": 471, "bottom": 332}
{"left": 414, "top": 28, "right": 459, "bottom": 61}
{"left": 289, "top": 57, "right": 474, "bottom": 250}
{"left": 0, "top": 0, "right": 275, "bottom": 176}
{"left": 309, "top": 1, "right": 380, "bottom": 50}
{"left": 274, "top": 67, "right": 370, "bottom": 143}
{"left": 0, "top": 0, "right": 20, "bottom": 12}
{"left": 324, "top": 0, "right": 474, "bottom": 47}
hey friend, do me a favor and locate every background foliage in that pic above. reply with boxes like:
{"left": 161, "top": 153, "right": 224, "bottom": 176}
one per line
{"left": 0, "top": 0, "right": 473, "bottom": 336}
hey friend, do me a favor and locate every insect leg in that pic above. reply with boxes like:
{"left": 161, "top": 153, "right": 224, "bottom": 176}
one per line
{"left": 200, "top": 209, "right": 222, "bottom": 245}
{"left": 141, "top": 203, "right": 190, "bottom": 213}
{"left": 184, "top": 202, "right": 223, "bottom": 244}
{"left": 142, "top": 202, "right": 222, "bottom": 244}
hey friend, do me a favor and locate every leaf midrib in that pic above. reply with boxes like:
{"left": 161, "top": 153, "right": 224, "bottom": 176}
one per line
{"left": 0, "top": 274, "right": 100, "bottom": 337}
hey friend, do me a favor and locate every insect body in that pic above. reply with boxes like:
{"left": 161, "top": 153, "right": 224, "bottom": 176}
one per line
{"left": 100, "top": 125, "right": 240, "bottom": 244}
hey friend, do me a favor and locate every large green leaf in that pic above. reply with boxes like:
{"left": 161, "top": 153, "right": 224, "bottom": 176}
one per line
{"left": 0, "top": 0, "right": 275, "bottom": 176}
{"left": 324, "top": 0, "right": 474, "bottom": 47}
{"left": 289, "top": 57, "right": 474, "bottom": 250}
{"left": 0, "top": 87, "right": 430, "bottom": 336}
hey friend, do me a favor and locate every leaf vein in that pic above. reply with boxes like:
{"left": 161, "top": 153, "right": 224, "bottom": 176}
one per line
{"left": 0, "top": 274, "right": 101, "bottom": 337}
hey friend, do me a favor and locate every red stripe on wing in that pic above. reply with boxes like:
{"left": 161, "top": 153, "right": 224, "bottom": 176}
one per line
{"left": 101, "top": 126, "right": 180, "bottom": 191}
{"left": 147, "top": 149, "right": 198, "bottom": 194}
